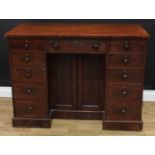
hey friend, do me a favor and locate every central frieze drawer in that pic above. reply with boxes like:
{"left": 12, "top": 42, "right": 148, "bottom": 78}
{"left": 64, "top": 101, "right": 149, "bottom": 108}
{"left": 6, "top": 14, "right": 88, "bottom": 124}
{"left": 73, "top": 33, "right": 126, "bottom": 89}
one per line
{"left": 46, "top": 39, "right": 108, "bottom": 53}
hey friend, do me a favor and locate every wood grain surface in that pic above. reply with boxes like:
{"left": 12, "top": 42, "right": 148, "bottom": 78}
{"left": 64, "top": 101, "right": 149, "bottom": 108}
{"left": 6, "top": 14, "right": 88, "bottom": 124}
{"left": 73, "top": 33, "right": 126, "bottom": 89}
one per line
{"left": 5, "top": 23, "right": 149, "bottom": 38}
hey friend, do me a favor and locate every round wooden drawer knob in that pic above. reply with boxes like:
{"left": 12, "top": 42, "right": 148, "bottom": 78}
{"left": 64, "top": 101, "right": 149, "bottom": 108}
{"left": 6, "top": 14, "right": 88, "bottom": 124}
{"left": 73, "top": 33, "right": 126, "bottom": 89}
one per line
{"left": 122, "top": 73, "right": 128, "bottom": 79}
{"left": 53, "top": 43, "right": 59, "bottom": 49}
{"left": 25, "top": 43, "right": 29, "bottom": 48}
{"left": 26, "top": 88, "right": 32, "bottom": 94}
{"left": 123, "top": 58, "right": 128, "bottom": 64}
{"left": 24, "top": 41, "right": 29, "bottom": 48}
{"left": 122, "top": 90, "right": 127, "bottom": 96}
{"left": 25, "top": 72, "right": 31, "bottom": 78}
{"left": 24, "top": 56, "right": 30, "bottom": 62}
{"left": 27, "top": 106, "right": 33, "bottom": 112}
{"left": 124, "top": 41, "right": 129, "bottom": 49}
{"left": 121, "top": 108, "right": 126, "bottom": 113}
{"left": 93, "top": 43, "right": 100, "bottom": 49}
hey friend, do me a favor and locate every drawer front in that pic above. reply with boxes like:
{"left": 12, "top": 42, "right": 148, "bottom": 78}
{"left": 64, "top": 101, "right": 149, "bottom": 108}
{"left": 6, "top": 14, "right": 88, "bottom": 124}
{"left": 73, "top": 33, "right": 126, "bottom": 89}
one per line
{"left": 46, "top": 39, "right": 107, "bottom": 53}
{"left": 11, "top": 51, "right": 45, "bottom": 66}
{"left": 12, "top": 67, "right": 46, "bottom": 83}
{"left": 13, "top": 84, "right": 47, "bottom": 99}
{"left": 107, "top": 84, "right": 142, "bottom": 101}
{"left": 105, "top": 101, "right": 141, "bottom": 121}
{"left": 110, "top": 39, "right": 146, "bottom": 53}
{"left": 9, "top": 39, "right": 44, "bottom": 50}
{"left": 108, "top": 54, "right": 144, "bottom": 68}
{"left": 14, "top": 100, "right": 48, "bottom": 118}
{"left": 108, "top": 69, "right": 143, "bottom": 83}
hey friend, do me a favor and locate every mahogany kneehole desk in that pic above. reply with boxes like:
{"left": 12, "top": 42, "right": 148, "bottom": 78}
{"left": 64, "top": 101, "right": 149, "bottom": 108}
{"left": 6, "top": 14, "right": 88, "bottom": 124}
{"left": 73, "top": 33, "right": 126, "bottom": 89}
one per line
{"left": 5, "top": 23, "right": 149, "bottom": 131}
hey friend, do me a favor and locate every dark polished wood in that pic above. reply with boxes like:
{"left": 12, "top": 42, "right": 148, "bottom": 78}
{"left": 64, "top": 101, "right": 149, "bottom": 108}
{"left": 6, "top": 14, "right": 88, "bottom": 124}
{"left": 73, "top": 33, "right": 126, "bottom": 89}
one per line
{"left": 12, "top": 117, "right": 51, "bottom": 128}
{"left": 46, "top": 39, "right": 108, "bottom": 54}
{"left": 109, "top": 39, "right": 147, "bottom": 52}
{"left": 52, "top": 110, "right": 103, "bottom": 120}
{"left": 107, "top": 84, "right": 142, "bottom": 101}
{"left": 10, "top": 50, "right": 46, "bottom": 67}
{"left": 5, "top": 23, "right": 149, "bottom": 131}
{"left": 14, "top": 99, "right": 49, "bottom": 118}
{"left": 108, "top": 54, "right": 144, "bottom": 68}
{"left": 108, "top": 69, "right": 143, "bottom": 83}
{"left": 103, "top": 120, "right": 143, "bottom": 131}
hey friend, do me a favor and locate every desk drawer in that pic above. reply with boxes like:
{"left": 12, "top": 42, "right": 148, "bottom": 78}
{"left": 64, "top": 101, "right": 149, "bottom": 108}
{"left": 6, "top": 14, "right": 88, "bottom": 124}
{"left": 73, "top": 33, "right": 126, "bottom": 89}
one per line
{"left": 110, "top": 39, "right": 146, "bottom": 53}
{"left": 107, "top": 84, "right": 142, "bottom": 101}
{"left": 10, "top": 50, "right": 45, "bottom": 67}
{"left": 14, "top": 100, "right": 48, "bottom": 118}
{"left": 108, "top": 54, "right": 144, "bottom": 68}
{"left": 9, "top": 39, "right": 44, "bottom": 50}
{"left": 12, "top": 67, "right": 46, "bottom": 83}
{"left": 13, "top": 83, "right": 47, "bottom": 99}
{"left": 46, "top": 39, "right": 107, "bottom": 53}
{"left": 108, "top": 69, "right": 143, "bottom": 83}
{"left": 105, "top": 101, "right": 141, "bottom": 121}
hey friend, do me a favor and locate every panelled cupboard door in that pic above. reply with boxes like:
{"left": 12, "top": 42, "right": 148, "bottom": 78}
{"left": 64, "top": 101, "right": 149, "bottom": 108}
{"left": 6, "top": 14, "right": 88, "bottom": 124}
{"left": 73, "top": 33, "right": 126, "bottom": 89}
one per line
{"left": 77, "top": 55, "right": 105, "bottom": 111}
{"left": 48, "top": 54, "right": 105, "bottom": 112}
{"left": 48, "top": 54, "right": 77, "bottom": 110}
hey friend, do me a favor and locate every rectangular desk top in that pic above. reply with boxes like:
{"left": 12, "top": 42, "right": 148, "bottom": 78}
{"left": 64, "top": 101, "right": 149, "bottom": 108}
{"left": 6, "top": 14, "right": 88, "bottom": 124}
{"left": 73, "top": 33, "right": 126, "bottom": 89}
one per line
{"left": 5, "top": 23, "right": 149, "bottom": 39}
